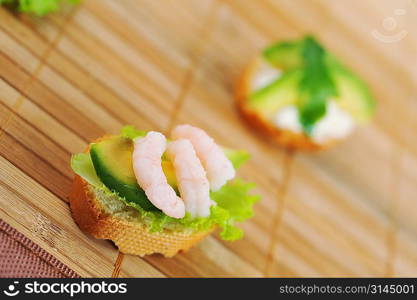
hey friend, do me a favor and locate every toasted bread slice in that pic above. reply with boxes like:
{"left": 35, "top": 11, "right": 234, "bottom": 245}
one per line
{"left": 235, "top": 57, "right": 336, "bottom": 151}
{"left": 69, "top": 142, "right": 214, "bottom": 257}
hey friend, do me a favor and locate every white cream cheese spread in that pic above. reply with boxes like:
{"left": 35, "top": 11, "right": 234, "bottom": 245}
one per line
{"left": 274, "top": 101, "right": 355, "bottom": 144}
{"left": 251, "top": 60, "right": 281, "bottom": 91}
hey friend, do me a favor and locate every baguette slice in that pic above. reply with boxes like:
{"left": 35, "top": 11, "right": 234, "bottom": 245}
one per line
{"left": 69, "top": 147, "right": 214, "bottom": 257}
{"left": 235, "top": 57, "right": 337, "bottom": 151}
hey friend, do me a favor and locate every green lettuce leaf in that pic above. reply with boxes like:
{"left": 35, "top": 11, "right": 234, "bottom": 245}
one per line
{"left": 223, "top": 148, "right": 250, "bottom": 169}
{"left": 70, "top": 127, "right": 258, "bottom": 241}
{"left": 70, "top": 153, "right": 101, "bottom": 186}
{"left": 120, "top": 125, "right": 147, "bottom": 140}
{"left": 211, "top": 180, "right": 259, "bottom": 222}
{"left": 1, "top": 0, "right": 79, "bottom": 16}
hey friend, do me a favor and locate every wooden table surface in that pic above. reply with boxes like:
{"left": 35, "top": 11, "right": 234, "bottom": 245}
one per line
{"left": 0, "top": 0, "right": 416, "bottom": 277}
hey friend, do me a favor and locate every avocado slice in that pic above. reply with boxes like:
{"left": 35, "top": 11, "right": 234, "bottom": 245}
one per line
{"left": 248, "top": 70, "right": 302, "bottom": 119}
{"left": 330, "top": 65, "right": 375, "bottom": 122}
{"left": 263, "top": 40, "right": 303, "bottom": 70}
{"left": 90, "top": 136, "right": 177, "bottom": 211}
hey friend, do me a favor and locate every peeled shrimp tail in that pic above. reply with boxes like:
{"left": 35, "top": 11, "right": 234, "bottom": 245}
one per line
{"left": 167, "top": 139, "right": 212, "bottom": 218}
{"left": 132, "top": 131, "right": 185, "bottom": 219}
{"left": 171, "top": 124, "right": 235, "bottom": 191}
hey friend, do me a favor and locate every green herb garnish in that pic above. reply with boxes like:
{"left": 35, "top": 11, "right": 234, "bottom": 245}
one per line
{"left": 298, "top": 36, "right": 337, "bottom": 134}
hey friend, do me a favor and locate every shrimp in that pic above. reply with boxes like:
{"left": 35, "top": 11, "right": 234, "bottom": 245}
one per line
{"left": 167, "top": 139, "right": 212, "bottom": 218}
{"left": 132, "top": 131, "right": 185, "bottom": 219}
{"left": 171, "top": 124, "right": 235, "bottom": 191}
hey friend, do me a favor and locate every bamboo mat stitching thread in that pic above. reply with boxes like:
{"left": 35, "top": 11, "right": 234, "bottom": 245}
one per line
{"left": 264, "top": 150, "right": 295, "bottom": 277}
{"left": 111, "top": 252, "right": 124, "bottom": 278}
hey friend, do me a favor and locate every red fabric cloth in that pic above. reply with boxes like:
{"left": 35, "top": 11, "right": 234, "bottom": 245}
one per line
{"left": 0, "top": 219, "right": 79, "bottom": 278}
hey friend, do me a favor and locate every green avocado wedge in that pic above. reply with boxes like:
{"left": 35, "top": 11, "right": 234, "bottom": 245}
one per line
{"left": 90, "top": 136, "right": 158, "bottom": 211}
{"left": 263, "top": 40, "right": 303, "bottom": 70}
{"left": 248, "top": 70, "right": 302, "bottom": 118}
{"left": 329, "top": 63, "right": 375, "bottom": 122}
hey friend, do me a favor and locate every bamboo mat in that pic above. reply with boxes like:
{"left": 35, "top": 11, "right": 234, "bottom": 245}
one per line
{"left": 0, "top": 0, "right": 416, "bottom": 277}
